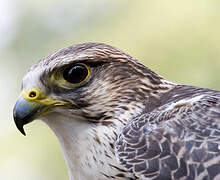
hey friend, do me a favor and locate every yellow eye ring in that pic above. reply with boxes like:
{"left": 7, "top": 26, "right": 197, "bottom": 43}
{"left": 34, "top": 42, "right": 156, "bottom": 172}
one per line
{"left": 51, "top": 63, "right": 91, "bottom": 89}
{"left": 63, "top": 63, "right": 91, "bottom": 85}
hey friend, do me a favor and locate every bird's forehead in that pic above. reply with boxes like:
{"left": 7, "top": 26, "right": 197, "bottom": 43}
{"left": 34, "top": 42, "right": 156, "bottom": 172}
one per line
{"left": 22, "top": 68, "right": 45, "bottom": 90}
{"left": 35, "top": 52, "right": 95, "bottom": 71}
{"left": 21, "top": 43, "right": 114, "bottom": 89}
{"left": 22, "top": 42, "right": 136, "bottom": 90}
{"left": 28, "top": 43, "right": 131, "bottom": 73}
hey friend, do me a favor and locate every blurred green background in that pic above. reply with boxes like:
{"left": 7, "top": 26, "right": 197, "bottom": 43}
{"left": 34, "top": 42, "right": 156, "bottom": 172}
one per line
{"left": 1, "top": 0, "right": 220, "bottom": 179}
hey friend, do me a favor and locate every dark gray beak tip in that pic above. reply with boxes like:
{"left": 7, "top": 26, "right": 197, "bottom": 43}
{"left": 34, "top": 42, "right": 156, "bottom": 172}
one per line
{"left": 13, "top": 109, "right": 27, "bottom": 136}
{"left": 13, "top": 95, "right": 41, "bottom": 136}
{"left": 14, "top": 119, "right": 26, "bottom": 136}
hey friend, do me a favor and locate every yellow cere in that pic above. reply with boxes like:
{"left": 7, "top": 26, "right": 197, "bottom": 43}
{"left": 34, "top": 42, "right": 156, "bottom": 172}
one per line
{"left": 22, "top": 89, "right": 69, "bottom": 106}
{"left": 23, "top": 89, "right": 40, "bottom": 101}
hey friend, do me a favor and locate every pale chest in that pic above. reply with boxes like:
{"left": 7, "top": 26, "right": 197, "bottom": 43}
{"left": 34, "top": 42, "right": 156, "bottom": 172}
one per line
{"left": 67, "top": 126, "right": 135, "bottom": 180}
{"left": 44, "top": 116, "right": 135, "bottom": 180}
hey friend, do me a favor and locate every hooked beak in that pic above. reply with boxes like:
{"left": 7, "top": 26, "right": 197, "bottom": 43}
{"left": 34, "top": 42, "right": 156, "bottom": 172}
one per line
{"left": 13, "top": 95, "right": 44, "bottom": 135}
{"left": 13, "top": 89, "right": 69, "bottom": 136}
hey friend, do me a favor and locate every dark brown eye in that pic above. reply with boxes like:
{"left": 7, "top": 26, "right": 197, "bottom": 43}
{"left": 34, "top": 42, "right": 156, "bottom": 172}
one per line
{"left": 63, "top": 64, "right": 90, "bottom": 84}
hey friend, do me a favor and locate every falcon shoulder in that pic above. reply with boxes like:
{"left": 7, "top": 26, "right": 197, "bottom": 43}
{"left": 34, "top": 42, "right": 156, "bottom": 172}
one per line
{"left": 115, "top": 85, "right": 220, "bottom": 180}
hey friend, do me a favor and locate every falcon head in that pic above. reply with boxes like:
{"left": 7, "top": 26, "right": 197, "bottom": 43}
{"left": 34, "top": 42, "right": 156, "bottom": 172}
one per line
{"left": 13, "top": 43, "right": 176, "bottom": 179}
{"left": 13, "top": 42, "right": 167, "bottom": 135}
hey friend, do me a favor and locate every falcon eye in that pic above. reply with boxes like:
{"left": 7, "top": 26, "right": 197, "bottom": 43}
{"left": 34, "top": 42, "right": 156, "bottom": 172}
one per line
{"left": 63, "top": 63, "right": 90, "bottom": 85}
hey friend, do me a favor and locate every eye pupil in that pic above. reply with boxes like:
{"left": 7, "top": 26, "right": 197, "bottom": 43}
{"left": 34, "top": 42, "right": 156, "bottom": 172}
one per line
{"left": 63, "top": 64, "right": 89, "bottom": 84}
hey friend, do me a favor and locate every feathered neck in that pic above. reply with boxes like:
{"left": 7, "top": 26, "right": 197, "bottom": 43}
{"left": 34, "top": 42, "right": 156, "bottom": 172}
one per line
{"left": 42, "top": 106, "right": 143, "bottom": 179}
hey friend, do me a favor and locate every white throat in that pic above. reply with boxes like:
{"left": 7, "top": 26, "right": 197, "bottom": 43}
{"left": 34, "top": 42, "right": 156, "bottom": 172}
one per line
{"left": 42, "top": 113, "right": 123, "bottom": 180}
{"left": 43, "top": 113, "right": 94, "bottom": 179}
{"left": 42, "top": 100, "right": 144, "bottom": 180}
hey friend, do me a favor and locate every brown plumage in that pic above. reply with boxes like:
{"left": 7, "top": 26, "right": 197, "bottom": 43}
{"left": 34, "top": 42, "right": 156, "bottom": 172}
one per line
{"left": 13, "top": 43, "right": 220, "bottom": 179}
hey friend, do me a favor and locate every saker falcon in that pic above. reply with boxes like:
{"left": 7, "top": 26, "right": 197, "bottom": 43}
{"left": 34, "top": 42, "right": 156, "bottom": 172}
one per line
{"left": 13, "top": 43, "right": 220, "bottom": 180}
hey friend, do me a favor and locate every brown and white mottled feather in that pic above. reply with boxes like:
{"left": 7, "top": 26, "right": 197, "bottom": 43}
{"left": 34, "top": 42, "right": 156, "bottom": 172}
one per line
{"left": 20, "top": 43, "right": 220, "bottom": 180}
{"left": 116, "top": 86, "right": 220, "bottom": 179}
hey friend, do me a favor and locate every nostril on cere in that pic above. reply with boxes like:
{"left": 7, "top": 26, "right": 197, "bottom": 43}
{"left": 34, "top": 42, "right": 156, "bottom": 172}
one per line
{"left": 29, "top": 91, "right": 37, "bottom": 98}
{"left": 27, "top": 90, "right": 39, "bottom": 100}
